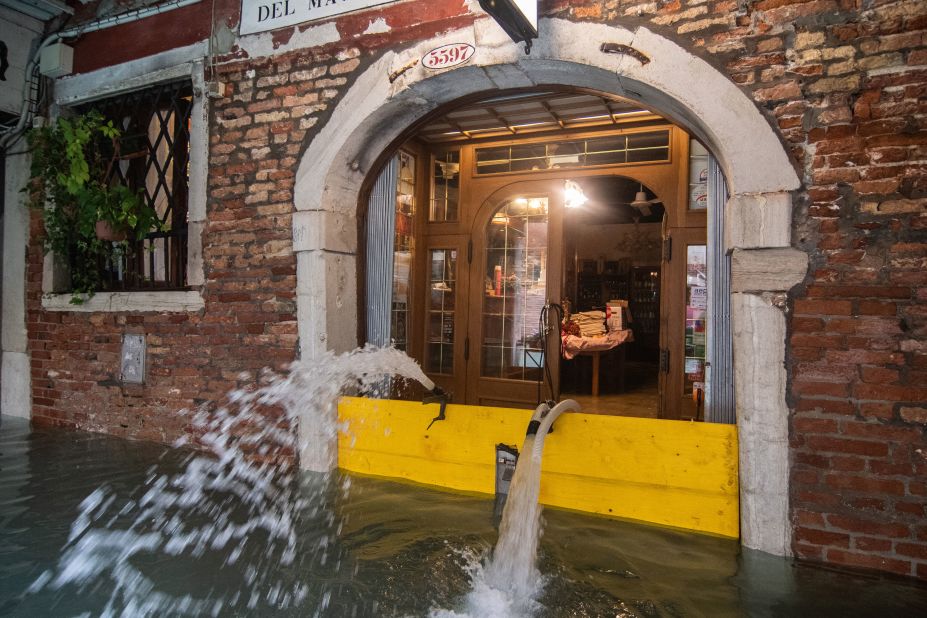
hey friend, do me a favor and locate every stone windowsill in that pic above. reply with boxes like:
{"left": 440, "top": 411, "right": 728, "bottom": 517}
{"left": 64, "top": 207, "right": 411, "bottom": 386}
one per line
{"left": 41, "top": 290, "right": 205, "bottom": 313}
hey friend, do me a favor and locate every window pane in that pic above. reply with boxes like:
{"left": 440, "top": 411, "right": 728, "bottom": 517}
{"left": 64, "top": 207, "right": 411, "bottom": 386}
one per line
{"left": 688, "top": 138, "right": 710, "bottom": 211}
{"left": 426, "top": 248, "right": 457, "bottom": 374}
{"left": 430, "top": 150, "right": 460, "bottom": 222}
{"left": 475, "top": 130, "right": 669, "bottom": 175}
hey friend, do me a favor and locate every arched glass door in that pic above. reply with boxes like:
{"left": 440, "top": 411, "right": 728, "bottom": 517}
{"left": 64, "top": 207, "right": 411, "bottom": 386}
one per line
{"left": 480, "top": 197, "right": 549, "bottom": 381}
{"left": 466, "top": 186, "right": 563, "bottom": 407}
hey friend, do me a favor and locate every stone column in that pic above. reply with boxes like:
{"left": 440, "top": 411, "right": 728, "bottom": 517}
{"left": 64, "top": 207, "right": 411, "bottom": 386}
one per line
{"left": 727, "top": 192, "right": 807, "bottom": 556}
{"left": 293, "top": 208, "right": 358, "bottom": 471}
{"left": 2, "top": 151, "right": 32, "bottom": 420}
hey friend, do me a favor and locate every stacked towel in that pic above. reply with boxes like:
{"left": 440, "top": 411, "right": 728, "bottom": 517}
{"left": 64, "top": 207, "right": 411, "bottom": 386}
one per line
{"left": 573, "top": 310, "right": 606, "bottom": 337}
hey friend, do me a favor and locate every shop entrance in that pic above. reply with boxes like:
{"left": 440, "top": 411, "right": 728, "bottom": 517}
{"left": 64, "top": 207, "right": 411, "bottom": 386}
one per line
{"left": 364, "top": 90, "right": 716, "bottom": 420}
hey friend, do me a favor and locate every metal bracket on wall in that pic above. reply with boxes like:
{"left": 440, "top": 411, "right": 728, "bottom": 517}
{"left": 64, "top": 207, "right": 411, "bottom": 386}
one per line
{"left": 662, "top": 236, "right": 673, "bottom": 262}
{"left": 600, "top": 42, "right": 651, "bottom": 65}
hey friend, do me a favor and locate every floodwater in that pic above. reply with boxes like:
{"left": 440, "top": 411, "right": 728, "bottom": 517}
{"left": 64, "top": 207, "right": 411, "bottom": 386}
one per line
{"left": 2, "top": 415, "right": 926, "bottom": 617}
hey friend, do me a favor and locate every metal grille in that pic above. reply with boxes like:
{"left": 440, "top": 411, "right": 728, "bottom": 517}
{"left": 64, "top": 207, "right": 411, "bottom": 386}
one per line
{"left": 706, "top": 155, "right": 735, "bottom": 424}
{"left": 366, "top": 157, "right": 399, "bottom": 348}
{"left": 80, "top": 80, "right": 193, "bottom": 290}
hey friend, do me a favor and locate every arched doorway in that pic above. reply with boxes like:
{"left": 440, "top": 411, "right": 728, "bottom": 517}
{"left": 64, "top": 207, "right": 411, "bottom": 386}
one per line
{"left": 293, "top": 18, "right": 806, "bottom": 558}
{"left": 362, "top": 94, "right": 701, "bottom": 420}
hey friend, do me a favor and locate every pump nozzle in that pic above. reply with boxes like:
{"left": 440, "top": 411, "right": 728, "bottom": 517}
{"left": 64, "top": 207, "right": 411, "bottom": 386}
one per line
{"left": 423, "top": 385, "right": 451, "bottom": 429}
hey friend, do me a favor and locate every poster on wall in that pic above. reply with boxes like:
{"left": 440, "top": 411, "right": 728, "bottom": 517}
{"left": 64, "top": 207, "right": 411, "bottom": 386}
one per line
{"left": 240, "top": 0, "right": 399, "bottom": 36}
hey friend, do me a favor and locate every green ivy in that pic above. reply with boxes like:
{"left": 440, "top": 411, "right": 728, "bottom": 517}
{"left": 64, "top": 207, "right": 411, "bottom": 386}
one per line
{"left": 26, "top": 111, "right": 160, "bottom": 304}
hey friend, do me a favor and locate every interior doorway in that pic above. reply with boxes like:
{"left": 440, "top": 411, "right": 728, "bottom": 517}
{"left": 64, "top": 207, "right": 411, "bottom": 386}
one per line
{"left": 364, "top": 89, "right": 720, "bottom": 421}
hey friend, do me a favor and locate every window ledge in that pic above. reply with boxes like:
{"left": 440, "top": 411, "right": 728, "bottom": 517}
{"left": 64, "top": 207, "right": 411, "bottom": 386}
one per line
{"left": 42, "top": 290, "right": 204, "bottom": 313}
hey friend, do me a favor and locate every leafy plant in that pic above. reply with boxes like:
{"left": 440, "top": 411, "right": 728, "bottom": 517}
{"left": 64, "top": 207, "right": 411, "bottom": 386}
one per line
{"left": 26, "top": 110, "right": 159, "bottom": 303}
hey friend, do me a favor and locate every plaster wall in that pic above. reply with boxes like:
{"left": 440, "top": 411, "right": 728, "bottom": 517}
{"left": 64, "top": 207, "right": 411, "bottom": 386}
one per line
{"left": 0, "top": 8, "right": 43, "bottom": 117}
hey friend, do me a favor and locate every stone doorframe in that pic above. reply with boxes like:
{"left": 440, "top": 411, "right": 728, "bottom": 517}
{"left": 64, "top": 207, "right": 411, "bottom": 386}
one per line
{"left": 293, "top": 17, "right": 809, "bottom": 558}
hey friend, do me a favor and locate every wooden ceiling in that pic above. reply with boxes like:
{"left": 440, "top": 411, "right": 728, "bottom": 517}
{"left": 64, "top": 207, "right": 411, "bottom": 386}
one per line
{"left": 416, "top": 91, "right": 661, "bottom": 143}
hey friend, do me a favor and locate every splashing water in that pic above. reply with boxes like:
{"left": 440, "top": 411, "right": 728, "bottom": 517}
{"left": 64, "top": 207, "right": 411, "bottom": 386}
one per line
{"left": 433, "top": 401, "right": 580, "bottom": 617}
{"left": 432, "top": 432, "right": 545, "bottom": 618}
{"left": 27, "top": 345, "right": 431, "bottom": 616}
{"left": 26, "top": 344, "right": 566, "bottom": 617}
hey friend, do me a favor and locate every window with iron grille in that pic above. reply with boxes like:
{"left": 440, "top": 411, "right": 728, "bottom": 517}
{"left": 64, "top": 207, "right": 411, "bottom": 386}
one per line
{"left": 77, "top": 80, "right": 193, "bottom": 291}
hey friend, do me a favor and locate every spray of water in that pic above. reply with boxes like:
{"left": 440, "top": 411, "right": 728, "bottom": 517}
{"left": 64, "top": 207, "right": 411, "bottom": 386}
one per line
{"left": 26, "top": 343, "right": 571, "bottom": 617}
{"left": 27, "top": 345, "right": 430, "bottom": 616}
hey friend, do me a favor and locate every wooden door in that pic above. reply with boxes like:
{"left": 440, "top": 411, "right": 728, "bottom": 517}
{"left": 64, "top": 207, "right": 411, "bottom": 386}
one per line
{"left": 659, "top": 226, "right": 707, "bottom": 420}
{"left": 420, "top": 235, "right": 470, "bottom": 401}
{"left": 464, "top": 181, "right": 564, "bottom": 407}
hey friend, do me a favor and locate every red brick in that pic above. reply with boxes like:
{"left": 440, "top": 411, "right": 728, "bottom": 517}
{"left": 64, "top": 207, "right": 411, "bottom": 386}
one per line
{"left": 795, "top": 527, "right": 851, "bottom": 547}
{"left": 825, "top": 549, "right": 912, "bottom": 576}
{"left": 845, "top": 497, "right": 887, "bottom": 512}
{"left": 795, "top": 543, "right": 826, "bottom": 560}
{"left": 894, "top": 502, "right": 927, "bottom": 518}
{"left": 827, "top": 514, "right": 911, "bottom": 537}
{"left": 793, "top": 468, "right": 822, "bottom": 484}
{"left": 796, "top": 490, "right": 842, "bottom": 507}
{"left": 859, "top": 402, "right": 896, "bottom": 420}
{"left": 793, "top": 417, "right": 840, "bottom": 433}
{"left": 857, "top": 300, "right": 898, "bottom": 315}
{"left": 806, "top": 285, "right": 911, "bottom": 299}
{"left": 795, "top": 397, "right": 856, "bottom": 415}
{"left": 790, "top": 334, "right": 845, "bottom": 350}
{"left": 855, "top": 536, "right": 892, "bottom": 552}
{"left": 792, "top": 316, "right": 825, "bottom": 332}
{"left": 793, "top": 380, "right": 851, "bottom": 398}
{"left": 794, "top": 509, "right": 827, "bottom": 527}
{"left": 809, "top": 435, "right": 890, "bottom": 457}
{"left": 860, "top": 365, "right": 901, "bottom": 384}
{"left": 854, "top": 383, "right": 927, "bottom": 402}
{"left": 823, "top": 318, "right": 857, "bottom": 334}
{"left": 794, "top": 299, "right": 854, "bottom": 315}
{"left": 895, "top": 543, "right": 927, "bottom": 560}
{"left": 842, "top": 420, "right": 920, "bottom": 441}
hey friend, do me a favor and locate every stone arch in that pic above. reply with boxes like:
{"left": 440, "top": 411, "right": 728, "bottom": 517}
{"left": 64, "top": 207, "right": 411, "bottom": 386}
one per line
{"left": 293, "top": 17, "right": 808, "bottom": 558}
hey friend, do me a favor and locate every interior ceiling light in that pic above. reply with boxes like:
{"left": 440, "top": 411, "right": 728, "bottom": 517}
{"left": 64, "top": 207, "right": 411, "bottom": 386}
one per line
{"left": 564, "top": 180, "right": 588, "bottom": 209}
{"left": 628, "top": 184, "right": 662, "bottom": 216}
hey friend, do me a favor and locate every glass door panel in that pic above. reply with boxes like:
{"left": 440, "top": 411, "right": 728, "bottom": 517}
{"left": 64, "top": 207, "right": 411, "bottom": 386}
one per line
{"left": 480, "top": 197, "right": 549, "bottom": 382}
{"left": 684, "top": 244, "right": 708, "bottom": 419}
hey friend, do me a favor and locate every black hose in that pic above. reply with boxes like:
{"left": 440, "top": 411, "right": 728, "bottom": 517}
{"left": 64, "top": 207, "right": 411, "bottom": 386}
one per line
{"left": 537, "top": 303, "right": 564, "bottom": 405}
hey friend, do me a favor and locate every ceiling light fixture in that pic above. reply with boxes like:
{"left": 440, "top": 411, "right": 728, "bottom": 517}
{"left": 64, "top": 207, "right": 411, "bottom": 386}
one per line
{"left": 564, "top": 180, "right": 588, "bottom": 209}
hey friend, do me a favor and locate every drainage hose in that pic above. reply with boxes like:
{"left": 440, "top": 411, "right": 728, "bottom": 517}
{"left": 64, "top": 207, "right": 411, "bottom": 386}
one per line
{"left": 530, "top": 399, "right": 581, "bottom": 461}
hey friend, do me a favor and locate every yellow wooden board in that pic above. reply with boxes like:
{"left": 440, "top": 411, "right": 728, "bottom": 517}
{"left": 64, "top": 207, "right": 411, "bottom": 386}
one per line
{"left": 337, "top": 397, "right": 739, "bottom": 538}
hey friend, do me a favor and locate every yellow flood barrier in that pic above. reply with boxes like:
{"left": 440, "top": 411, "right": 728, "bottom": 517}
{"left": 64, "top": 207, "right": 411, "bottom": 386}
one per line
{"left": 337, "top": 397, "right": 739, "bottom": 538}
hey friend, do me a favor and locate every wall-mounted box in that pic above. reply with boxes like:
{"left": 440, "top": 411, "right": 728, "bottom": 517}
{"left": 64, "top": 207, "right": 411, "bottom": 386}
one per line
{"left": 40, "top": 42, "right": 73, "bottom": 78}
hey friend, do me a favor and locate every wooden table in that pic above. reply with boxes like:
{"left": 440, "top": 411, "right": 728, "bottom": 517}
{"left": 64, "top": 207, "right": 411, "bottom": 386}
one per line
{"left": 562, "top": 330, "right": 634, "bottom": 397}
{"left": 578, "top": 345, "right": 626, "bottom": 397}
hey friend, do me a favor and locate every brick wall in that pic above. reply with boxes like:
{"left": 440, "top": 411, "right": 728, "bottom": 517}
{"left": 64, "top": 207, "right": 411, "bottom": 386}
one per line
{"left": 26, "top": 0, "right": 926, "bottom": 578}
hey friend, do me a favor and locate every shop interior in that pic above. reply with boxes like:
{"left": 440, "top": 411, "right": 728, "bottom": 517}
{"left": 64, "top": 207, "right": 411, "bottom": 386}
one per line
{"left": 369, "top": 90, "right": 709, "bottom": 419}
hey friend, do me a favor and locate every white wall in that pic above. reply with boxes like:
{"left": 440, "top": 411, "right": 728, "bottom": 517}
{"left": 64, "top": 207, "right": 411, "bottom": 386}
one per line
{"left": 0, "top": 8, "right": 43, "bottom": 116}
